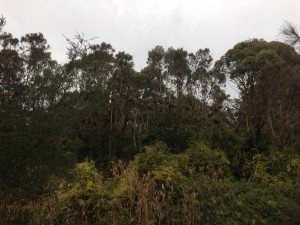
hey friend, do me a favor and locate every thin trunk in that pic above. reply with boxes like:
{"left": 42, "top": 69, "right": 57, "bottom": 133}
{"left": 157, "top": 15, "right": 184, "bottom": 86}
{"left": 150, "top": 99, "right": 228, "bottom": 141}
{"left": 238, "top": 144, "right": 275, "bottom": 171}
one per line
{"left": 109, "top": 106, "right": 113, "bottom": 159}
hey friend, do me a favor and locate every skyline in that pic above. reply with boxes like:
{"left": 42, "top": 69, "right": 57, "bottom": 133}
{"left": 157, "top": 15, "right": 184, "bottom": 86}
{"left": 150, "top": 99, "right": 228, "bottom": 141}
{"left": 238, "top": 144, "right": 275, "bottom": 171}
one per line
{"left": 2, "top": 0, "right": 300, "bottom": 70}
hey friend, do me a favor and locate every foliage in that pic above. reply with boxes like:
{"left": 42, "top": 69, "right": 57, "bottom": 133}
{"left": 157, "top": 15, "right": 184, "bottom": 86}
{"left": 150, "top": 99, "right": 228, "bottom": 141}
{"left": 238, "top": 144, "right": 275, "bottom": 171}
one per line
{"left": 252, "top": 149, "right": 300, "bottom": 199}
{"left": 0, "top": 17, "right": 299, "bottom": 225}
{"left": 2, "top": 143, "right": 300, "bottom": 225}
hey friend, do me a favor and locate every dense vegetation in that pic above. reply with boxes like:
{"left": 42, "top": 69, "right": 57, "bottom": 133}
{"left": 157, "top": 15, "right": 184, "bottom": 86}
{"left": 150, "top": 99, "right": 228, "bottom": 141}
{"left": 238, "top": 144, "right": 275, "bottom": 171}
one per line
{"left": 0, "top": 16, "right": 299, "bottom": 224}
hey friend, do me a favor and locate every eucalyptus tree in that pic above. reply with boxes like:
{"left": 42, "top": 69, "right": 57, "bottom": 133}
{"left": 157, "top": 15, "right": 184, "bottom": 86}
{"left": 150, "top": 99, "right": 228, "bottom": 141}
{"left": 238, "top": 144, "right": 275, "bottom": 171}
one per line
{"left": 218, "top": 39, "right": 300, "bottom": 149}
{"left": 188, "top": 48, "right": 213, "bottom": 98}
{"left": 146, "top": 45, "right": 166, "bottom": 94}
{"left": 188, "top": 48, "right": 227, "bottom": 111}
{"left": 0, "top": 32, "right": 23, "bottom": 104}
{"left": 0, "top": 23, "right": 75, "bottom": 196}
{"left": 165, "top": 47, "right": 190, "bottom": 97}
{"left": 20, "top": 33, "right": 58, "bottom": 110}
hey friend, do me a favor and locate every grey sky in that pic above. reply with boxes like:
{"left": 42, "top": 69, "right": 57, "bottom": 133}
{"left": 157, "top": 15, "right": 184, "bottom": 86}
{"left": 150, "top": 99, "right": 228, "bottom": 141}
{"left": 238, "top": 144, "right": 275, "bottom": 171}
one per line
{"left": 1, "top": 0, "right": 300, "bottom": 70}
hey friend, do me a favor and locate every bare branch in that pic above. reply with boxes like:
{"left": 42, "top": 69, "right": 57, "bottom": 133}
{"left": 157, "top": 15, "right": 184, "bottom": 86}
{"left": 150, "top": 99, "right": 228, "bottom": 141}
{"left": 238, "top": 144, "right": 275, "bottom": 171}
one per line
{"left": 63, "top": 32, "right": 99, "bottom": 61}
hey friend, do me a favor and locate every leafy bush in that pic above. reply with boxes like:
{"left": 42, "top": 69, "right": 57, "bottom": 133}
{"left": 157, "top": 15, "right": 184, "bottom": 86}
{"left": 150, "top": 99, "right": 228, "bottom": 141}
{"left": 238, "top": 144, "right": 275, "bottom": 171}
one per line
{"left": 2, "top": 142, "right": 299, "bottom": 225}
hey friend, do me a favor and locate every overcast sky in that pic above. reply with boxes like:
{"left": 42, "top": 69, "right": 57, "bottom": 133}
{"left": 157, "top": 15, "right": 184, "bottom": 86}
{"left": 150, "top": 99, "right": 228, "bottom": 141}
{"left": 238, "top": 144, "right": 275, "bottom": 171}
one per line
{"left": 1, "top": 0, "right": 300, "bottom": 70}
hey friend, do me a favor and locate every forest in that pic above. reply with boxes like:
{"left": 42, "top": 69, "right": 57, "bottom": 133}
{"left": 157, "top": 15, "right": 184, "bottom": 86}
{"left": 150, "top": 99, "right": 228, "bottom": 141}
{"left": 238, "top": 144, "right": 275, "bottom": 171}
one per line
{"left": 0, "top": 15, "right": 300, "bottom": 224}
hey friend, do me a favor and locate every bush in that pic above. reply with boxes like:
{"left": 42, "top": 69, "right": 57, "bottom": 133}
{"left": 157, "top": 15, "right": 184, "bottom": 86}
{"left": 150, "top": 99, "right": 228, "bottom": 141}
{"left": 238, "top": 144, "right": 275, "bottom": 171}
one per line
{"left": 2, "top": 142, "right": 299, "bottom": 225}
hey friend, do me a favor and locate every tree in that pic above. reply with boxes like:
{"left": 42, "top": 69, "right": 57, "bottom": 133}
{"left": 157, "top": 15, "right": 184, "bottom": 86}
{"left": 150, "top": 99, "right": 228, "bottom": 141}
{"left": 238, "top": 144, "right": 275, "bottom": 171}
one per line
{"left": 146, "top": 45, "right": 166, "bottom": 94}
{"left": 0, "top": 23, "right": 75, "bottom": 197}
{"left": 217, "top": 39, "right": 300, "bottom": 150}
{"left": 165, "top": 47, "right": 190, "bottom": 97}
{"left": 188, "top": 48, "right": 213, "bottom": 98}
{"left": 0, "top": 34, "right": 23, "bottom": 104}
{"left": 255, "top": 61, "right": 300, "bottom": 149}
{"left": 107, "top": 52, "right": 135, "bottom": 154}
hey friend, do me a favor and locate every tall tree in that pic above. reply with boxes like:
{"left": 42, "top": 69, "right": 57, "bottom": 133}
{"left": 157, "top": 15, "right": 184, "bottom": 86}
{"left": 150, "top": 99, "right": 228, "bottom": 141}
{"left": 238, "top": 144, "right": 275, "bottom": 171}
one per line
{"left": 165, "top": 48, "right": 190, "bottom": 97}
{"left": 217, "top": 39, "right": 300, "bottom": 149}
{"left": 146, "top": 45, "right": 166, "bottom": 93}
{"left": 0, "top": 23, "right": 75, "bottom": 196}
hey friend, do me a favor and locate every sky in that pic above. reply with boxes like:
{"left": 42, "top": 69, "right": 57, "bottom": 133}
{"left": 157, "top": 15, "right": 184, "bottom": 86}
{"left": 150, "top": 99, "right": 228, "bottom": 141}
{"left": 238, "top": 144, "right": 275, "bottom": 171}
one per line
{"left": 1, "top": 0, "right": 300, "bottom": 71}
